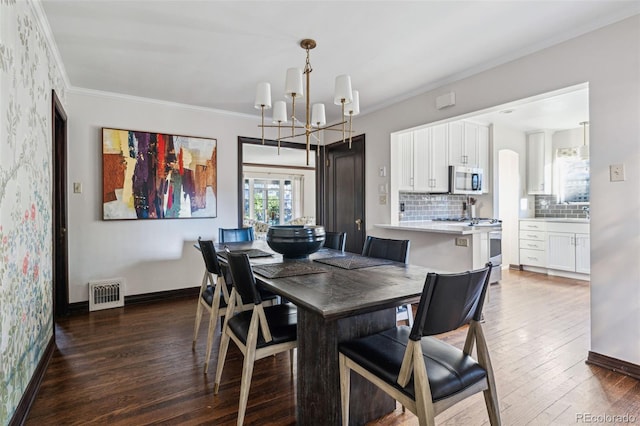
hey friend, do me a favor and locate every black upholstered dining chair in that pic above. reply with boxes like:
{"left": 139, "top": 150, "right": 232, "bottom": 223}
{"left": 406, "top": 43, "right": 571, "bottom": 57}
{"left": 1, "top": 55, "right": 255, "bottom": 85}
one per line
{"left": 338, "top": 264, "right": 500, "bottom": 426}
{"left": 193, "top": 238, "right": 235, "bottom": 373}
{"left": 218, "top": 227, "right": 255, "bottom": 243}
{"left": 214, "top": 251, "right": 297, "bottom": 426}
{"left": 324, "top": 231, "right": 347, "bottom": 252}
{"left": 361, "top": 236, "right": 413, "bottom": 324}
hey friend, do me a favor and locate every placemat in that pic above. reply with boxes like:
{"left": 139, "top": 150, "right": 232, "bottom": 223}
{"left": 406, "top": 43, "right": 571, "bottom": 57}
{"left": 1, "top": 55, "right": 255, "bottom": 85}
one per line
{"left": 313, "top": 256, "right": 394, "bottom": 270}
{"left": 252, "top": 263, "right": 328, "bottom": 279}
{"left": 218, "top": 248, "right": 273, "bottom": 260}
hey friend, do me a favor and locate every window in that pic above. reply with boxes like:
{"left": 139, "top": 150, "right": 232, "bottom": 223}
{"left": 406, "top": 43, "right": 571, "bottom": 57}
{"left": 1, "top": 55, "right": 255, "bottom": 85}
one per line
{"left": 244, "top": 175, "right": 303, "bottom": 225}
{"left": 555, "top": 147, "right": 590, "bottom": 204}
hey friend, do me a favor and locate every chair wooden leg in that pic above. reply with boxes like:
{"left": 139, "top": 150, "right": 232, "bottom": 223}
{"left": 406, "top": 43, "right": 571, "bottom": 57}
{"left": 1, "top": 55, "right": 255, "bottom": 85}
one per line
{"left": 214, "top": 329, "right": 230, "bottom": 393}
{"left": 236, "top": 344, "right": 257, "bottom": 426}
{"left": 192, "top": 270, "right": 209, "bottom": 349}
{"left": 204, "top": 306, "right": 220, "bottom": 374}
{"left": 338, "top": 354, "right": 350, "bottom": 426}
{"left": 409, "top": 342, "right": 436, "bottom": 426}
{"left": 192, "top": 300, "right": 203, "bottom": 350}
{"left": 475, "top": 323, "right": 501, "bottom": 425}
{"left": 236, "top": 314, "right": 260, "bottom": 426}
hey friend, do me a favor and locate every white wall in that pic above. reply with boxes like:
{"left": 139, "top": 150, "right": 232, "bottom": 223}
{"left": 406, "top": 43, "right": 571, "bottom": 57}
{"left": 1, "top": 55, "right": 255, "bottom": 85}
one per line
{"left": 67, "top": 91, "right": 258, "bottom": 302}
{"left": 357, "top": 15, "right": 640, "bottom": 365}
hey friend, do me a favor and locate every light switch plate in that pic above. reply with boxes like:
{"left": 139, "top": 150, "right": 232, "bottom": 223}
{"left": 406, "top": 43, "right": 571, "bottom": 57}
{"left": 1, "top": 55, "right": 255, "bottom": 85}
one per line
{"left": 379, "top": 166, "right": 386, "bottom": 177}
{"left": 610, "top": 164, "right": 625, "bottom": 182}
{"left": 379, "top": 195, "right": 387, "bottom": 205}
{"left": 73, "top": 182, "right": 82, "bottom": 193}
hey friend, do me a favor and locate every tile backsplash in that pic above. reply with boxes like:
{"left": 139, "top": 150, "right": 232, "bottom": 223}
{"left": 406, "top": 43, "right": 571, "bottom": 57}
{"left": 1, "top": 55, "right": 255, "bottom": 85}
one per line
{"left": 399, "top": 192, "right": 472, "bottom": 221}
{"left": 534, "top": 195, "right": 590, "bottom": 218}
{"left": 399, "top": 193, "right": 590, "bottom": 221}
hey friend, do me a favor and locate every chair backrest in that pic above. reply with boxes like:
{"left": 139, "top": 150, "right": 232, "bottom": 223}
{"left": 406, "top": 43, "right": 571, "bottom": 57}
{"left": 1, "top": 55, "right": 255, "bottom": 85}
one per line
{"left": 324, "top": 231, "right": 347, "bottom": 251}
{"left": 198, "top": 237, "right": 223, "bottom": 276}
{"left": 361, "top": 236, "right": 410, "bottom": 264}
{"left": 410, "top": 264, "right": 492, "bottom": 340}
{"left": 225, "top": 251, "right": 262, "bottom": 305}
{"left": 219, "top": 227, "right": 255, "bottom": 243}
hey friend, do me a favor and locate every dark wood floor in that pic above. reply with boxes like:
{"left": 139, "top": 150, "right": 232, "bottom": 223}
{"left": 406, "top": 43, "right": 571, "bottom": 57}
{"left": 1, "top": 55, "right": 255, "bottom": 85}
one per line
{"left": 26, "top": 270, "right": 639, "bottom": 425}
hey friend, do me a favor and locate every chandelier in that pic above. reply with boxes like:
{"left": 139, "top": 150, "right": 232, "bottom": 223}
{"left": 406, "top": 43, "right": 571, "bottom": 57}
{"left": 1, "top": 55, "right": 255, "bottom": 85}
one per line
{"left": 253, "top": 39, "right": 360, "bottom": 165}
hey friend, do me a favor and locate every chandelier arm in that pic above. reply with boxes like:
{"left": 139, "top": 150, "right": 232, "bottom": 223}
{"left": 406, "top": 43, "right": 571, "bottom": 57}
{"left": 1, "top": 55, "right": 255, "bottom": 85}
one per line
{"left": 305, "top": 47, "right": 312, "bottom": 166}
{"left": 349, "top": 113, "right": 353, "bottom": 149}
{"left": 341, "top": 101, "right": 346, "bottom": 144}
{"left": 259, "top": 124, "right": 306, "bottom": 129}
{"left": 261, "top": 106, "right": 265, "bottom": 144}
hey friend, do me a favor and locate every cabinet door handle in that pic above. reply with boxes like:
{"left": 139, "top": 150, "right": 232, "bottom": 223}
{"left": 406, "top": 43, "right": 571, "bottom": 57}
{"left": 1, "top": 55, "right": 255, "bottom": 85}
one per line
{"left": 355, "top": 219, "right": 362, "bottom": 231}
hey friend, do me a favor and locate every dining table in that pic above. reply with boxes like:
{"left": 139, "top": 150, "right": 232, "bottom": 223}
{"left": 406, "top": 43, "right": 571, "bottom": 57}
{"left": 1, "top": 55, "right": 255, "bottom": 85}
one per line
{"left": 215, "top": 240, "right": 448, "bottom": 426}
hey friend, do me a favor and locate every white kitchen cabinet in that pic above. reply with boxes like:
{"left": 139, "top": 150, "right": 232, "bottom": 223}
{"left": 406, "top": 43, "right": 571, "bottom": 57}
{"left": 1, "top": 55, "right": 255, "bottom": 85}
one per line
{"left": 547, "top": 232, "right": 575, "bottom": 271}
{"left": 520, "top": 219, "right": 590, "bottom": 278}
{"left": 449, "top": 122, "right": 490, "bottom": 193}
{"left": 423, "top": 124, "right": 449, "bottom": 192}
{"left": 478, "top": 124, "right": 490, "bottom": 193}
{"left": 519, "top": 220, "right": 547, "bottom": 267}
{"left": 527, "top": 131, "right": 552, "bottom": 194}
{"left": 547, "top": 232, "right": 590, "bottom": 274}
{"left": 575, "top": 233, "right": 590, "bottom": 274}
{"left": 396, "top": 131, "right": 414, "bottom": 191}
{"left": 393, "top": 126, "right": 449, "bottom": 193}
{"left": 449, "top": 121, "right": 478, "bottom": 166}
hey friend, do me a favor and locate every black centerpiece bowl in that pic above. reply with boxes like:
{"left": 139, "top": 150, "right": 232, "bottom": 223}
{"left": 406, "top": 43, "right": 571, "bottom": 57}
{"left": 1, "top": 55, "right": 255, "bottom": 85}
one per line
{"left": 266, "top": 225, "right": 326, "bottom": 259}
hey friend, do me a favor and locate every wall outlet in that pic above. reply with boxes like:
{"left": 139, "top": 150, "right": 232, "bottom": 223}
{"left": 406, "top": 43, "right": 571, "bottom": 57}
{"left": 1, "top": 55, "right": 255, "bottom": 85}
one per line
{"left": 379, "top": 195, "right": 387, "bottom": 205}
{"left": 455, "top": 237, "right": 469, "bottom": 247}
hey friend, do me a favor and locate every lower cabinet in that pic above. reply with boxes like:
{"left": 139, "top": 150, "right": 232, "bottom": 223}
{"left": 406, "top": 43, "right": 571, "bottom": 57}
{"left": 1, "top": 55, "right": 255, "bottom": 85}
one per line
{"left": 519, "top": 221, "right": 546, "bottom": 267}
{"left": 519, "top": 220, "right": 590, "bottom": 277}
{"left": 575, "top": 233, "right": 591, "bottom": 274}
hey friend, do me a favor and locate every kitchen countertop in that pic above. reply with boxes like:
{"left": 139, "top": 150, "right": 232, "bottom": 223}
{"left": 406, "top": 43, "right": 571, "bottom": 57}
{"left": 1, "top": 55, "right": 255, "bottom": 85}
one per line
{"left": 375, "top": 221, "right": 501, "bottom": 235}
{"left": 520, "top": 217, "right": 589, "bottom": 223}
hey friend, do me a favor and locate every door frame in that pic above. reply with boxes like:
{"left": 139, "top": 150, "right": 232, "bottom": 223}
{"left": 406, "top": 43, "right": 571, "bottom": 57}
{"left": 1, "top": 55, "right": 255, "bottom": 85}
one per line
{"left": 236, "top": 136, "right": 319, "bottom": 227}
{"left": 52, "top": 90, "right": 69, "bottom": 318}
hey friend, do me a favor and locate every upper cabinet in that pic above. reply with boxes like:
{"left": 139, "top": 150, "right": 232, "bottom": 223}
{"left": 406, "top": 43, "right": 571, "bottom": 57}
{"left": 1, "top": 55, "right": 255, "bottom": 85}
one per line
{"left": 396, "top": 132, "right": 414, "bottom": 191}
{"left": 414, "top": 125, "right": 449, "bottom": 193}
{"left": 392, "top": 120, "right": 489, "bottom": 194}
{"left": 449, "top": 121, "right": 490, "bottom": 193}
{"left": 527, "top": 131, "right": 552, "bottom": 194}
{"left": 393, "top": 125, "right": 449, "bottom": 193}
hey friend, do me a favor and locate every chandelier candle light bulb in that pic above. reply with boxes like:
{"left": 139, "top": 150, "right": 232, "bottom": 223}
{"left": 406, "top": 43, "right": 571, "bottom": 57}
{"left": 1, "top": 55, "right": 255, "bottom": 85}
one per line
{"left": 253, "top": 38, "right": 359, "bottom": 165}
{"left": 344, "top": 89, "right": 360, "bottom": 148}
{"left": 254, "top": 82, "right": 272, "bottom": 145}
{"left": 272, "top": 100, "right": 288, "bottom": 153}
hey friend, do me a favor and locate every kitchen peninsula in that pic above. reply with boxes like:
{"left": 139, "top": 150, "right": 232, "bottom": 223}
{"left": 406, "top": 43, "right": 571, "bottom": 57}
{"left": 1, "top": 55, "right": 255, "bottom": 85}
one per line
{"left": 375, "top": 220, "right": 501, "bottom": 281}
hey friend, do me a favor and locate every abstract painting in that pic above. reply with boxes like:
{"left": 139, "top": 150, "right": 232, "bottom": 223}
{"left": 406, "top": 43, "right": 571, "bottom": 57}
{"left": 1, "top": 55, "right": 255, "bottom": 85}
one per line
{"left": 102, "top": 128, "right": 217, "bottom": 219}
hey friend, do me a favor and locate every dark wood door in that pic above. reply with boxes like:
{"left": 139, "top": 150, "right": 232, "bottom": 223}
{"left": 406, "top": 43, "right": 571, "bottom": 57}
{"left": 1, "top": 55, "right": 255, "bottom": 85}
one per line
{"left": 52, "top": 90, "right": 69, "bottom": 317}
{"left": 323, "top": 134, "right": 365, "bottom": 254}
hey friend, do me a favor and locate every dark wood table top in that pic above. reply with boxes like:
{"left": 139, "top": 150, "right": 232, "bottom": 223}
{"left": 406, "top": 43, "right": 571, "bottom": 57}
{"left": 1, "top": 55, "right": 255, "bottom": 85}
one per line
{"left": 216, "top": 240, "right": 449, "bottom": 321}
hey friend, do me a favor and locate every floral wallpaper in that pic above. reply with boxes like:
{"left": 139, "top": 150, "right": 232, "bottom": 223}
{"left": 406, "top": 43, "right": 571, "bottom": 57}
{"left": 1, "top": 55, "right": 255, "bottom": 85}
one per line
{"left": 0, "top": 0, "right": 65, "bottom": 423}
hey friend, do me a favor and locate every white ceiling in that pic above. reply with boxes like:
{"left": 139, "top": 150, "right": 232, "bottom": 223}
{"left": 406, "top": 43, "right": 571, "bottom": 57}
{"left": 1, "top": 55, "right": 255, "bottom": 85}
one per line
{"left": 40, "top": 1, "right": 639, "bottom": 126}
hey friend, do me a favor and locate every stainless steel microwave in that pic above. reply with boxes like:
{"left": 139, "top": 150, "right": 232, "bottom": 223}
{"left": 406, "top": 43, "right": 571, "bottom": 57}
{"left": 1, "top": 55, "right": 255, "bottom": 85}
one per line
{"left": 449, "top": 166, "right": 483, "bottom": 194}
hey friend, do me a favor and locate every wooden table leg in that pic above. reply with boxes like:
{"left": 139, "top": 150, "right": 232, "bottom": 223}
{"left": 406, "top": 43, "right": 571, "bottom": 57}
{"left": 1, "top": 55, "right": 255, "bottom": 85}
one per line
{"left": 297, "top": 308, "right": 396, "bottom": 425}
